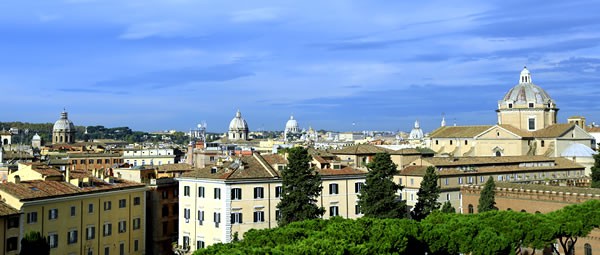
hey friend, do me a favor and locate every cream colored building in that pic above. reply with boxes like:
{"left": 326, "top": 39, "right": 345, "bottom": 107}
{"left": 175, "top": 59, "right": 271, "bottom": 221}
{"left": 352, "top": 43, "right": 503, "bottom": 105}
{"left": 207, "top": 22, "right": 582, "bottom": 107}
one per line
{"left": 0, "top": 201, "right": 20, "bottom": 255}
{"left": 123, "top": 148, "right": 179, "bottom": 166}
{"left": 430, "top": 67, "right": 594, "bottom": 157}
{"left": 0, "top": 162, "right": 147, "bottom": 255}
{"left": 399, "top": 156, "right": 586, "bottom": 213}
{"left": 176, "top": 152, "right": 366, "bottom": 252}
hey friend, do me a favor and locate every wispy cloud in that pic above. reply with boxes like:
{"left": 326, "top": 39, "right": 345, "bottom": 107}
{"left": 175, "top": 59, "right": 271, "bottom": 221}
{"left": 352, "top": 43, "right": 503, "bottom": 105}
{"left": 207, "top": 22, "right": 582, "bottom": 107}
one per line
{"left": 119, "top": 21, "right": 192, "bottom": 40}
{"left": 230, "top": 8, "right": 281, "bottom": 23}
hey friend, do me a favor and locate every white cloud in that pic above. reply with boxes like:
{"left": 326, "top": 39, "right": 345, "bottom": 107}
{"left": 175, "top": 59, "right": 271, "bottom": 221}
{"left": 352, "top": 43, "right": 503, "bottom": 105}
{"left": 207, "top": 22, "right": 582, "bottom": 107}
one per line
{"left": 119, "top": 21, "right": 191, "bottom": 40}
{"left": 230, "top": 7, "right": 281, "bottom": 23}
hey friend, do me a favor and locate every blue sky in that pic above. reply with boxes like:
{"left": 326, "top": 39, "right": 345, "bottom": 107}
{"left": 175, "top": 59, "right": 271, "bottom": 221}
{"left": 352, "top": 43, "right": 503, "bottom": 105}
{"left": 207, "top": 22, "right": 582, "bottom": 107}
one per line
{"left": 1, "top": 0, "right": 600, "bottom": 133}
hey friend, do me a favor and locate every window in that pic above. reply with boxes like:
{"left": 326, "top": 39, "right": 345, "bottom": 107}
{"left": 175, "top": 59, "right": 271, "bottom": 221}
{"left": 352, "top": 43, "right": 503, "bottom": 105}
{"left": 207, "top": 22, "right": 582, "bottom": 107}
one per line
{"left": 355, "top": 204, "right": 362, "bottom": 215}
{"left": 173, "top": 189, "right": 178, "bottom": 197}
{"left": 7, "top": 216, "right": 19, "bottom": 229}
{"left": 133, "top": 218, "right": 141, "bottom": 230}
{"left": 183, "top": 236, "right": 190, "bottom": 250}
{"left": 70, "top": 206, "right": 76, "bottom": 216}
{"left": 444, "top": 178, "right": 449, "bottom": 185}
{"left": 118, "top": 220, "right": 127, "bottom": 233}
{"left": 231, "top": 188, "right": 242, "bottom": 200}
{"left": 231, "top": 212, "right": 243, "bottom": 224}
{"left": 120, "top": 243, "right": 125, "bottom": 255}
{"left": 27, "top": 211, "right": 38, "bottom": 223}
{"left": 498, "top": 175, "right": 503, "bottom": 181}
{"left": 329, "top": 183, "right": 339, "bottom": 195}
{"left": 541, "top": 140, "right": 545, "bottom": 147}
{"left": 7, "top": 237, "right": 18, "bottom": 251}
{"left": 275, "top": 210, "right": 281, "bottom": 221}
{"left": 134, "top": 240, "right": 139, "bottom": 252}
{"left": 162, "top": 222, "right": 168, "bottom": 235}
{"left": 49, "top": 209, "right": 58, "bottom": 220}
{"left": 184, "top": 186, "right": 190, "bottom": 196}
{"left": 103, "top": 223, "right": 112, "bottom": 236}
{"left": 86, "top": 225, "right": 96, "bottom": 240}
{"left": 162, "top": 190, "right": 168, "bottom": 199}
{"left": 119, "top": 199, "right": 126, "bottom": 208}
{"left": 528, "top": 118, "right": 535, "bottom": 130}
{"left": 468, "top": 204, "right": 474, "bottom": 214}
{"left": 68, "top": 229, "right": 78, "bottom": 244}
{"left": 214, "top": 188, "right": 221, "bottom": 199}
{"left": 87, "top": 248, "right": 93, "bottom": 255}
{"left": 508, "top": 103, "right": 513, "bottom": 108}
{"left": 528, "top": 102, "right": 534, "bottom": 108}
{"left": 458, "top": 177, "right": 463, "bottom": 184}
{"left": 89, "top": 159, "right": 94, "bottom": 164}
{"left": 435, "top": 140, "right": 439, "bottom": 145}
{"left": 173, "top": 204, "right": 178, "bottom": 215}
{"left": 162, "top": 205, "right": 169, "bottom": 217}
{"left": 410, "top": 178, "right": 414, "bottom": 185}
{"left": 480, "top": 176, "right": 485, "bottom": 183}
{"left": 214, "top": 212, "right": 221, "bottom": 228}
{"left": 198, "top": 187, "right": 205, "bottom": 198}
{"left": 104, "top": 247, "right": 110, "bottom": 255}
{"left": 89, "top": 203, "right": 94, "bottom": 213}
{"left": 184, "top": 208, "right": 191, "bottom": 223}
{"left": 104, "top": 201, "right": 112, "bottom": 211}
{"left": 464, "top": 140, "right": 468, "bottom": 145}
{"left": 253, "top": 211, "right": 265, "bottom": 223}
{"left": 446, "top": 193, "right": 450, "bottom": 200}
{"left": 584, "top": 243, "right": 592, "bottom": 255}
{"left": 197, "top": 240, "right": 205, "bottom": 249}
{"left": 467, "top": 176, "right": 473, "bottom": 184}
{"left": 48, "top": 233, "right": 58, "bottom": 248}
{"left": 275, "top": 186, "right": 283, "bottom": 198}
{"left": 254, "top": 187, "right": 264, "bottom": 199}
{"left": 197, "top": 210, "right": 205, "bottom": 225}
{"left": 354, "top": 182, "right": 363, "bottom": 193}
{"left": 329, "top": 206, "right": 339, "bottom": 217}
{"left": 134, "top": 197, "right": 141, "bottom": 205}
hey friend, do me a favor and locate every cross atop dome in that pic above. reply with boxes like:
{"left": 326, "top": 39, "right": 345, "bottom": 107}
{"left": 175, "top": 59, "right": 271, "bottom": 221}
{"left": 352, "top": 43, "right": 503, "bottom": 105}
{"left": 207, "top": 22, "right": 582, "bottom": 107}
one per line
{"left": 520, "top": 66, "right": 531, "bottom": 84}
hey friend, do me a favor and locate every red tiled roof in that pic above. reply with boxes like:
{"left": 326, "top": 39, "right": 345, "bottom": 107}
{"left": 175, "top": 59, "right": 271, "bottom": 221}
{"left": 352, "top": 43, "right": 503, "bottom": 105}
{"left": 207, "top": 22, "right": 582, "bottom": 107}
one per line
{"left": 0, "top": 201, "right": 19, "bottom": 217}
{"left": 318, "top": 166, "right": 367, "bottom": 176}
{"left": 0, "top": 179, "right": 146, "bottom": 201}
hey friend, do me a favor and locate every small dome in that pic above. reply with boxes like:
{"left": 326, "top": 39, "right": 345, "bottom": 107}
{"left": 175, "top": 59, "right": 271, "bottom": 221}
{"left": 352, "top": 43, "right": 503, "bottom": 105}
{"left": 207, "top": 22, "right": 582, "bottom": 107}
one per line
{"left": 32, "top": 133, "right": 41, "bottom": 140}
{"left": 500, "top": 67, "right": 554, "bottom": 105}
{"left": 409, "top": 120, "right": 424, "bottom": 140}
{"left": 561, "top": 143, "right": 597, "bottom": 157}
{"left": 285, "top": 115, "right": 299, "bottom": 131}
{"left": 229, "top": 110, "right": 249, "bottom": 131}
{"left": 53, "top": 111, "right": 75, "bottom": 131}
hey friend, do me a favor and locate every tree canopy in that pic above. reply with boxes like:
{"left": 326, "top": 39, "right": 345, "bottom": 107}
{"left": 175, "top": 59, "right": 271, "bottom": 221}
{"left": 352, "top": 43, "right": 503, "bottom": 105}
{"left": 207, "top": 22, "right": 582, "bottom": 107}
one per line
{"left": 358, "top": 153, "right": 407, "bottom": 218}
{"left": 478, "top": 177, "right": 497, "bottom": 213}
{"left": 193, "top": 200, "right": 600, "bottom": 255}
{"left": 276, "top": 147, "right": 324, "bottom": 226}
{"left": 591, "top": 154, "right": 600, "bottom": 188}
{"left": 411, "top": 166, "right": 441, "bottom": 220}
{"left": 20, "top": 231, "right": 50, "bottom": 255}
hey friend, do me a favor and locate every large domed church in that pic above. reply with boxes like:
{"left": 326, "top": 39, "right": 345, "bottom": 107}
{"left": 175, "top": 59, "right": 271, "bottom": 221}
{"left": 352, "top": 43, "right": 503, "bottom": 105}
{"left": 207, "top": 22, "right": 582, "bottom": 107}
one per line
{"left": 429, "top": 67, "right": 594, "bottom": 157}
{"left": 52, "top": 110, "right": 76, "bottom": 144}
{"left": 228, "top": 110, "right": 249, "bottom": 141}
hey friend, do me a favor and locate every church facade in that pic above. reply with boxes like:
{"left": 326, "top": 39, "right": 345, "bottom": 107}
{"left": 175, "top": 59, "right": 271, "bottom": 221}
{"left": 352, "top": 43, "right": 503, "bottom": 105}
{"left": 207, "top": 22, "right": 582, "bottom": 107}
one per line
{"left": 429, "top": 67, "right": 595, "bottom": 157}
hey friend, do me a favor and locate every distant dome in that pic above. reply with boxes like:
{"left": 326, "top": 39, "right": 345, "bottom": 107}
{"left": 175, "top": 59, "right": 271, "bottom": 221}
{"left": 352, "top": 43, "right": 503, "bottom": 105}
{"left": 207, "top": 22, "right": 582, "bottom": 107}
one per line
{"left": 53, "top": 111, "right": 75, "bottom": 131}
{"left": 561, "top": 143, "right": 597, "bottom": 157}
{"left": 285, "top": 115, "right": 299, "bottom": 132}
{"left": 229, "top": 110, "right": 248, "bottom": 131}
{"left": 500, "top": 67, "right": 554, "bottom": 105}
{"left": 409, "top": 120, "right": 424, "bottom": 140}
{"left": 32, "top": 133, "right": 41, "bottom": 140}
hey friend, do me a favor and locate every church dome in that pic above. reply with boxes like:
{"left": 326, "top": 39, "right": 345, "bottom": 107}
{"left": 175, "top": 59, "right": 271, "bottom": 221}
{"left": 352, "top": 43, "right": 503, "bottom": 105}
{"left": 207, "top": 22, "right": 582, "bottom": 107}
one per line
{"left": 229, "top": 110, "right": 249, "bottom": 131}
{"left": 53, "top": 111, "right": 75, "bottom": 131}
{"left": 409, "top": 120, "right": 424, "bottom": 140}
{"left": 285, "top": 115, "right": 299, "bottom": 132}
{"left": 32, "top": 133, "right": 41, "bottom": 141}
{"left": 561, "top": 143, "right": 597, "bottom": 157}
{"left": 500, "top": 67, "right": 554, "bottom": 105}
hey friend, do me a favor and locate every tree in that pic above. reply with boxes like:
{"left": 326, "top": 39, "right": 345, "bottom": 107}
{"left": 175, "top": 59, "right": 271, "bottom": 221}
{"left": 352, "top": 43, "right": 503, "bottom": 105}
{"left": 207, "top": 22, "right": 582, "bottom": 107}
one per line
{"left": 411, "top": 166, "right": 441, "bottom": 220}
{"left": 20, "top": 231, "right": 50, "bottom": 255}
{"left": 277, "top": 147, "right": 325, "bottom": 226}
{"left": 440, "top": 201, "right": 456, "bottom": 213}
{"left": 591, "top": 154, "right": 600, "bottom": 188}
{"left": 358, "top": 152, "right": 407, "bottom": 218}
{"left": 478, "top": 177, "right": 497, "bottom": 213}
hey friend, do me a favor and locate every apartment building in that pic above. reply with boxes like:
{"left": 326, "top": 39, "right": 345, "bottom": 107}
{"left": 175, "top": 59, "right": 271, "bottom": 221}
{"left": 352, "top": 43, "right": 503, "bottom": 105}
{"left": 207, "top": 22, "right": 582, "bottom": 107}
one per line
{"left": 0, "top": 162, "right": 147, "bottom": 255}
{"left": 176, "top": 152, "right": 366, "bottom": 252}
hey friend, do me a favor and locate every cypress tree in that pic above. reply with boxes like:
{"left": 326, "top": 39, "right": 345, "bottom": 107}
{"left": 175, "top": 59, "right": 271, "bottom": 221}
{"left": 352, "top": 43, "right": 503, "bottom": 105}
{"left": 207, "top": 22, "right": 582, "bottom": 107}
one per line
{"left": 411, "top": 166, "right": 441, "bottom": 220}
{"left": 277, "top": 147, "right": 324, "bottom": 226}
{"left": 20, "top": 231, "right": 50, "bottom": 255}
{"left": 440, "top": 201, "right": 456, "bottom": 213}
{"left": 478, "top": 177, "right": 498, "bottom": 213}
{"left": 358, "top": 152, "right": 407, "bottom": 218}
{"left": 591, "top": 154, "right": 600, "bottom": 188}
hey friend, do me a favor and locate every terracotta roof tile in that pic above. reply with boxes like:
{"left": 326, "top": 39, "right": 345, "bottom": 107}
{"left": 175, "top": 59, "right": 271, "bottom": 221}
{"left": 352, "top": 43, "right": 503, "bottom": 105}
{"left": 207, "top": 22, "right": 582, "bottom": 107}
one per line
{"left": 318, "top": 166, "right": 367, "bottom": 176}
{"left": 181, "top": 154, "right": 279, "bottom": 180}
{"left": 419, "top": 155, "right": 554, "bottom": 167}
{"left": 429, "top": 126, "right": 492, "bottom": 138}
{"left": 0, "top": 179, "right": 145, "bottom": 201}
{"left": 156, "top": 163, "right": 194, "bottom": 172}
{"left": 531, "top": 123, "right": 576, "bottom": 138}
{"left": 331, "top": 144, "right": 394, "bottom": 155}
{"left": 0, "top": 201, "right": 19, "bottom": 217}
{"left": 262, "top": 154, "right": 287, "bottom": 165}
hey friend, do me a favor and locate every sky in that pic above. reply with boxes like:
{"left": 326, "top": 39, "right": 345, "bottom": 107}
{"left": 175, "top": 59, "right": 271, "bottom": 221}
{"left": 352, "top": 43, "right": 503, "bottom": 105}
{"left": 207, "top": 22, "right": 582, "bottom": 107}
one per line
{"left": 1, "top": 0, "right": 600, "bottom": 133}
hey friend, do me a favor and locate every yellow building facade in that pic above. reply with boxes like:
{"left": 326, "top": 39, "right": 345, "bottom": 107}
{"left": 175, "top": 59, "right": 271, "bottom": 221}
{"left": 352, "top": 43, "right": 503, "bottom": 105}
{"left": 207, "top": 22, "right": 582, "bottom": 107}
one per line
{"left": 0, "top": 163, "right": 147, "bottom": 255}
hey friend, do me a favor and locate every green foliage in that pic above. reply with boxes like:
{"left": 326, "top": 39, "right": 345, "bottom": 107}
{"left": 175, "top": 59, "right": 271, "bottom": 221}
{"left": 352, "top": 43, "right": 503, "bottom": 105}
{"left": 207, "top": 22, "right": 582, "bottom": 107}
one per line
{"left": 411, "top": 166, "right": 441, "bottom": 220}
{"left": 20, "top": 231, "right": 50, "bottom": 255}
{"left": 478, "top": 177, "right": 497, "bottom": 213}
{"left": 440, "top": 201, "right": 456, "bottom": 213}
{"left": 194, "top": 200, "right": 600, "bottom": 255}
{"left": 358, "top": 153, "right": 407, "bottom": 218}
{"left": 276, "top": 147, "right": 324, "bottom": 226}
{"left": 591, "top": 154, "right": 600, "bottom": 188}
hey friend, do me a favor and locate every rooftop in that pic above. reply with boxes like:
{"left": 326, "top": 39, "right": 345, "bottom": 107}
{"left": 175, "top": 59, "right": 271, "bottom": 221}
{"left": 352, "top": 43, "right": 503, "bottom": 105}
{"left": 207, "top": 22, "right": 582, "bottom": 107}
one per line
{"left": 0, "top": 201, "right": 19, "bottom": 217}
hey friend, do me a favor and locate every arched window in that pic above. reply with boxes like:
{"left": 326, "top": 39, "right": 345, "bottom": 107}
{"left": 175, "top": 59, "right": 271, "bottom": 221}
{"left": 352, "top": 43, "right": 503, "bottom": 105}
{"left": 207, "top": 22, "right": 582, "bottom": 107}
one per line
{"left": 495, "top": 151, "right": 502, "bottom": 157}
{"left": 468, "top": 204, "right": 474, "bottom": 214}
{"left": 584, "top": 243, "right": 592, "bottom": 255}
{"left": 520, "top": 209, "right": 527, "bottom": 213}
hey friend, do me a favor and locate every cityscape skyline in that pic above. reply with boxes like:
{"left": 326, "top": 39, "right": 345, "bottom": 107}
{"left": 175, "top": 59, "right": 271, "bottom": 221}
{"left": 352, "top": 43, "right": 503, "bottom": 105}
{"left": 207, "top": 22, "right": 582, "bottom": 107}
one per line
{"left": 1, "top": 1, "right": 600, "bottom": 132}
